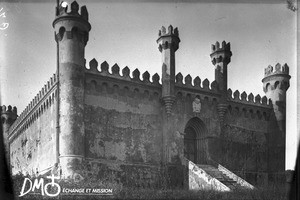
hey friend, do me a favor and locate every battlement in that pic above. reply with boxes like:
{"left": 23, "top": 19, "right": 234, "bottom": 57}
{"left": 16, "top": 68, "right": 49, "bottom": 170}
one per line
{"left": 175, "top": 72, "right": 219, "bottom": 93}
{"left": 1, "top": 105, "right": 17, "bottom": 115}
{"left": 86, "top": 58, "right": 161, "bottom": 86}
{"left": 210, "top": 41, "right": 232, "bottom": 66}
{"left": 53, "top": 1, "right": 91, "bottom": 45}
{"left": 9, "top": 73, "right": 58, "bottom": 137}
{"left": 226, "top": 89, "right": 273, "bottom": 121}
{"left": 227, "top": 89, "right": 272, "bottom": 107}
{"left": 158, "top": 25, "right": 179, "bottom": 37}
{"left": 55, "top": 1, "right": 88, "bottom": 21}
{"left": 211, "top": 41, "right": 231, "bottom": 52}
{"left": 262, "top": 63, "right": 291, "bottom": 93}
{"left": 264, "top": 63, "right": 289, "bottom": 77}
{"left": 1, "top": 105, "right": 18, "bottom": 131}
{"left": 157, "top": 25, "right": 180, "bottom": 52}
{"left": 85, "top": 58, "right": 225, "bottom": 99}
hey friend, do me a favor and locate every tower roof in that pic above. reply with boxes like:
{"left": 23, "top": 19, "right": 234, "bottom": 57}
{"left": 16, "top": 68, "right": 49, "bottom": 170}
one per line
{"left": 264, "top": 63, "right": 289, "bottom": 77}
{"left": 262, "top": 63, "right": 291, "bottom": 83}
{"left": 53, "top": 1, "right": 91, "bottom": 31}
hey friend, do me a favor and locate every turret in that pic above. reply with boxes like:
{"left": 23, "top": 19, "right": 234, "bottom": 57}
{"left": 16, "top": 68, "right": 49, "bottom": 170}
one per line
{"left": 262, "top": 63, "right": 291, "bottom": 131}
{"left": 210, "top": 41, "right": 232, "bottom": 93}
{"left": 210, "top": 41, "right": 232, "bottom": 126}
{"left": 1, "top": 105, "right": 18, "bottom": 163}
{"left": 157, "top": 25, "right": 180, "bottom": 116}
{"left": 53, "top": 1, "right": 91, "bottom": 66}
{"left": 1, "top": 105, "right": 17, "bottom": 134}
{"left": 53, "top": 1, "right": 91, "bottom": 178}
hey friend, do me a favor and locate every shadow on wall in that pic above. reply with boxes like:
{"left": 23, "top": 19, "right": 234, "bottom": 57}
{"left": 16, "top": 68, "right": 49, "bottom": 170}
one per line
{"left": 0, "top": 114, "right": 14, "bottom": 199}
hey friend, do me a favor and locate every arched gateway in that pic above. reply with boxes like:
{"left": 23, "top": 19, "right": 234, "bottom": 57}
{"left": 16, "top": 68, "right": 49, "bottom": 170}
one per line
{"left": 184, "top": 117, "right": 208, "bottom": 164}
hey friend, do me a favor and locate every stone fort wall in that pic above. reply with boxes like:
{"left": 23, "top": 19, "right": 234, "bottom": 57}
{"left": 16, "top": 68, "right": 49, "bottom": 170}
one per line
{"left": 5, "top": 74, "right": 58, "bottom": 175}
{"left": 1, "top": 1, "right": 289, "bottom": 188}
{"left": 1, "top": 60, "right": 285, "bottom": 186}
{"left": 83, "top": 60, "right": 163, "bottom": 187}
{"left": 79, "top": 58, "right": 282, "bottom": 186}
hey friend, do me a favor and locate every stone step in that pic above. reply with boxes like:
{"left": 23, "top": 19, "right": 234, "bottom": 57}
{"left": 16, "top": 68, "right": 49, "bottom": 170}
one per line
{"left": 197, "top": 164, "right": 239, "bottom": 189}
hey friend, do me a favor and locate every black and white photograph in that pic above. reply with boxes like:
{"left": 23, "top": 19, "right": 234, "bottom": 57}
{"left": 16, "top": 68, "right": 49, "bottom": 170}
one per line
{"left": 0, "top": 0, "right": 298, "bottom": 199}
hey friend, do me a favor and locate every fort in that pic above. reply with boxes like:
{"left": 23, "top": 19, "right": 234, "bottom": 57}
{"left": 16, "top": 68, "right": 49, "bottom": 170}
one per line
{"left": 1, "top": 1, "right": 291, "bottom": 190}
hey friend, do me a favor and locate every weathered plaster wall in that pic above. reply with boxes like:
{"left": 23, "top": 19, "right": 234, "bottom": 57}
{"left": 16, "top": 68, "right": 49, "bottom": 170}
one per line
{"left": 218, "top": 105, "right": 269, "bottom": 171}
{"left": 83, "top": 75, "right": 163, "bottom": 186}
{"left": 76, "top": 160, "right": 161, "bottom": 188}
{"left": 9, "top": 101, "right": 57, "bottom": 175}
{"left": 208, "top": 102, "right": 280, "bottom": 185}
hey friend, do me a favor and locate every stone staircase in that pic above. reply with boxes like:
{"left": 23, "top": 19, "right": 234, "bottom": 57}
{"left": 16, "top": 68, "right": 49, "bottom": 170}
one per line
{"left": 185, "top": 158, "right": 254, "bottom": 191}
{"left": 197, "top": 164, "right": 254, "bottom": 191}
{"left": 198, "top": 165, "right": 240, "bottom": 190}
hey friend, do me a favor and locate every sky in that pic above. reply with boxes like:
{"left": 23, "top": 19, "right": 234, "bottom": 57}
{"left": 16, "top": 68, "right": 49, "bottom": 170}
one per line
{"left": 0, "top": 0, "right": 298, "bottom": 169}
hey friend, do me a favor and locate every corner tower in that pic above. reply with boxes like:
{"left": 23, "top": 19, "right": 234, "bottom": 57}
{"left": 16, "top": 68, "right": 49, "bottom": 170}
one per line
{"left": 1, "top": 105, "right": 17, "bottom": 163}
{"left": 262, "top": 63, "right": 290, "bottom": 176}
{"left": 157, "top": 25, "right": 180, "bottom": 115}
{"left": 53, "top": 1, "right": 91, "bottom": 178}
{"left": 262, "top": 63, "right": 290, "bottom": 131}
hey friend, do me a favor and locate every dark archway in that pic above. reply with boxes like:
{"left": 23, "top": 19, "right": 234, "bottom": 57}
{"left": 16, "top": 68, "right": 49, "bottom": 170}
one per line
{"left": 184, "top": 127, "right": 196, "bottom": 163}
{"left": 184, "top": 117, "right": 208, "bottom": 164}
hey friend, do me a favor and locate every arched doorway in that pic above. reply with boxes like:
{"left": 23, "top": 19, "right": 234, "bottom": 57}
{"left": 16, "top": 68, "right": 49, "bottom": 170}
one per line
{"left": 184, "top": 127, "right": 196, "bottom": 163}
{"left": 184, "top": 117, "right": 208, "bottom": 164}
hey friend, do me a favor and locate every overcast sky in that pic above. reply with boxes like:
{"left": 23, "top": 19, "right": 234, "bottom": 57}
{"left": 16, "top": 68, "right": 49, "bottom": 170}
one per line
{"left": 0, "top": 0, "right": 297, "bottom": 169}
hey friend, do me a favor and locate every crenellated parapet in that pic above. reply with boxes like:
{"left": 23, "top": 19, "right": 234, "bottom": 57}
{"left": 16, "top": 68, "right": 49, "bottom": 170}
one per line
{"left": 8, "top": 74, "right": 58, "bottom": 141}
{"left": 1, "top": 105, "right": 18, "bottom": 132}
{"left": 1, "top": 105, "right": 17, "bottom": 118}
{"left": 262, "top": 63, "right": 291, "bottom": 93}
{"left": 86, "top": 59, "right": 162, "bottom": 102}
{"left": 264, "top": 63, "right": 289, "bottom": 77}
{"left": 157, "top": 25, "right": 180, "bottom": 52}
{"left": 55, "top": 1, "right": 88, "bottom": 20}
{"left": 85, "top": 58, "right": 225, "bottom": 101}
{"left": 227, "top": 88, "right": 272, "bottom": 107}
{"left": 175, "top": 73, "right": 219, "bottom": 93}
{"left": 226, "top": 89, "right": 272, "bottom": 121}
{"left": 86, "top": 58, "right": 161, "bottom": 86}
{"left": 211, "top": 41, "right": 232, "bottom": 66}
{"left": 53, "top": 1, "right": 90, "bottom": 45}
{"left": 212, "top": 41, "right": 231, "bottom": 51}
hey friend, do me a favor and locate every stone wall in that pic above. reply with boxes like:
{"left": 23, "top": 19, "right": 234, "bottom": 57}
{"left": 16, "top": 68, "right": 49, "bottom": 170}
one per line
{"left": 8, "top": 75, "right": 58, "bottom": 175}
{"left": 83, "top": 72, "right": 163, "bottom": 187}
{"left": 207, "top": 100, "right": 280, "bottom": 185}
{"left": 9, "top": 101, "right": 57, "bottom": 175}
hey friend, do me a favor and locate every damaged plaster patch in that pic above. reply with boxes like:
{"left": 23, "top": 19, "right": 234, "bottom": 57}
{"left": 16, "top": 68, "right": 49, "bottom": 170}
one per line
{"left": 169, "top": 142, "right": 178, "bottom": 160}
{"left": 138, "top": 143, "right": 147, "bottom": 162}
{"left": 89, "top": 138, "right": 126, "bottom": 161}
{"left": 104, "top": 141, "right": 126, "bottom": 161}
{"left": 86, "top": 95, "right": 158, "bottom": 115}
{"left": 89, "top": 138, "right": 105, "bottom": 158}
